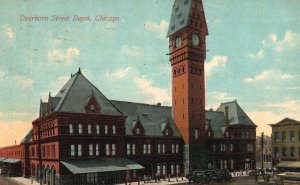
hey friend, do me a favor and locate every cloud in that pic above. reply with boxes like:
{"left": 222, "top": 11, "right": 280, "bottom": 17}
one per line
{"left": 244, "top": 69, "right": 295, "bottom": 83}
{"left": 48, "top": 47, "right": 80, "bottom": 63}
{"left": 5, "top": 27, "right": 13, "bottom": 39}
{"left": 14, "top": 75, "right": 33, "bottom": 88}
{"left": 210, "top": 91, "right": 237, "bottom": 101}
{"left": 144, "top": 20, "right": 169, "bottom": 39}
{"left": 205, "top": 55, "right": 228, "bottom": 76}
{"left": 262, "top": 99, "right": 300, "bottom": 113}
{"left": 120, "top": 45, "right": 143, "bottom": 58}
{"left": 105, "top": 67, "right": 132, "bottom": 80}
{"left": 0, "top": 70, "right": 6, "bottom": 82}
{"left": 248, "top": 49, "right": 265, "bottom": 60}
{"left": 265, "top": 86, "right": 300, "bottom": 91}
{"left": 262, "top": 31, "right": 300, "bottom": 52}
{"left": 133, "top": 76, "right": 171, "bottom": 105}
{"left": 48, "top": 75, "right": 70, "bottom": 95}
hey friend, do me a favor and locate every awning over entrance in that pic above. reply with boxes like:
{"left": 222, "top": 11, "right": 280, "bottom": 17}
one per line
{"left": 277, "top": 161, "right": 300, "bottom": 168}
{"left": 61, "top": 158, "right": 144, "bottom": 174}
{"left": 0, "top": 157, "right": 20, "bottom": 163}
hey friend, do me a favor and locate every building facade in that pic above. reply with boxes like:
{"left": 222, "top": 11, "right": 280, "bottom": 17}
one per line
{"left": 0, "top": 0, "right": 256, "bottom": 184}
{"left": 256, "top": 135, "right": 272, "bottom": 169}
{"left": 270, "top": 118, "right": 300, "bottom": 172}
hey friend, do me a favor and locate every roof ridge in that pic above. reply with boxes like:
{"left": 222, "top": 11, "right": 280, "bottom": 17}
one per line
{"left": 111, "top": 100, "right": 171, "bottom": 108}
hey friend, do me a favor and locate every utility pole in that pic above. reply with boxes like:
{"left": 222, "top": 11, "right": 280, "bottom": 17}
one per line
{"left": 261, "top": 132, "right": 264, "bottom": 170}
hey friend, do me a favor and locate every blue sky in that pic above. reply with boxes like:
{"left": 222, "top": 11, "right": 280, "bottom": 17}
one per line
{"left": 0, "top": 0, "right": 299, "bottom": 146}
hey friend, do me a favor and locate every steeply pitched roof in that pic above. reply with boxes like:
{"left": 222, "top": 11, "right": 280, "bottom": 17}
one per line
{"left": 205, "top": 110, "right": 227, "bottom": 138}
{"left": 110, "top": 100, "right": 181, "bottom": 137}
{"left": 39, "top": 69, "right": 123, "bottom": 117}
{"left": 167, "top": 0, "right": 208, "bottom": 37}
{"left": 217, "top": 100, "right": 255, "bottom": 126}
{"left": 20, "top": 129, "right": 33, "bottom": 144}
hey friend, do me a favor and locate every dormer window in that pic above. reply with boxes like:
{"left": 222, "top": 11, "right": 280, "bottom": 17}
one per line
{"left": 225, "top": 132, "right": 229, "bottom": 138}
{"left": 166, "top": 129, "right": 169, "bottom": 136}
{"left": 90, "top": 104, "right": 95, "bottom": 111}
{"left": 136, "top": 128, "right": 140, "bottom": 135}
{"left": 208, "top": 131, "right": 211, "bottom": 137}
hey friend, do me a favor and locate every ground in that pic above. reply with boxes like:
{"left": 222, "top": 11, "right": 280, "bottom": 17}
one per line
{"left": 0, "top": 176, "right": 20, "bottom": 185}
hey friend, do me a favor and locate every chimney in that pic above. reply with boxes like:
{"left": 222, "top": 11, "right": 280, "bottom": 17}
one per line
{"left": 156, "top": 102, "right": 161, "bottom": 106}
{"left": 225, "top": 106, "right": 229, "bottom": 123}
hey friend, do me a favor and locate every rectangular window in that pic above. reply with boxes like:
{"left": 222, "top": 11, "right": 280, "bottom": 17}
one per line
{"left": 172, "top": 144, "right": 175, "bottom": 154}
{"left": 282, "top": 131, "right": 286, "bottom": 142}
{"left": 171, "top": 164, "right": 174, "bottom": 175}
{"left": 157, "top": 164, "right": 161, "bottom": 175}
{"left": 132, "top": 144, "right": 136, "bottom": 155}
{"left": 71, "top": 144, "right": 75, "bottom": 157}
{"left": 78, "top": 144, "right": 82, "bottom": 157}
{"left": 275, "top": 147, "right": 279, "bottom": 158}
{"left": 89, "top": 144, "right": 93, "bottom": 156}
{"left": 230, "top": 144, "right": 234, "bottom": 152}
{"left": 290, "top": 131, "right": 295, "bottom": 142}
{"left": 69, "top": 124, "right": 73, "bottom": 134}
{"left": 291, "top": 147, "right": 295, "bottom": 157}
{"left": 231, "top": 159, "right": 234, "bottom": 169}
{"left": 162, "top": 144, "right": 165, "bottom": 154}
{"left": 112, "top": 144, "right": 116, "bottom": 156}
{"left": 148, "top": 144, "right": 151, "bottom": 154}
{"left": 88, "top": 124, "right": 92, "bottom": 134}
{"left": 78, "top": 124, "right": 83, "bottom": 134}
{"left": 96, "top": 125, "right": 100, "bottom": 134}
{"left": 112, "top": 125, "right": 116, "bottom": 135}
{"left": 282, "top": 147, "right": 287, "bottom": 157}
{"left": 176, "top": 144, "right": 179, "bottom": 153}
{"left": 96, "top": 144, "right": 99, "bottom": 156}
{"left": 274, "top": 132, "right": 278, "bottom": 142}
{"left": 143, "top": 144, "right": 147, "bottom": 154}
{"left": 105, "top": 125, "right": 108, "bottom": 135}
{"left": 158, "top": 144, "right": 161, "bottom": 154}
{"left": 106, "top": 144, "right": 110, "bottom": 156}
{"left": 224, "top": 160, "right": 227, "bottom": 169}
{"left": 176, "top": 164, "right": 180, "bottom": 175}
{"left": 162, "top": 164, "right": 166, "bottom": 175}
{"left": 127, "top": 144, "right": 130, "bottom": 155}
{"left": 220, "top": 160, "right": 223, "bottom": 170}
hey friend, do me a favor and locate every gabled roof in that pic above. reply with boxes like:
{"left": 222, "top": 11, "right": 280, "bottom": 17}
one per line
{"left": 217, "top": 100, "right": 255, "bottom": 126}
{"left": 110, "top": 100, "right": 181, "bottom": 137}
{"left": 167, "top": 0, "right": 208, "bottom": 37}
{"left": 269, "top": 117, "right": 300, "bottom": 127}
{"left": 39, "top": 69, "right": 123, "bottom": 117}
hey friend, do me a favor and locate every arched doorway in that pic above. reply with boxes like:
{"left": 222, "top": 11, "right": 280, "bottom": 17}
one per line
{"left": 50, "top": 166, "right": 56, "bottom": 185}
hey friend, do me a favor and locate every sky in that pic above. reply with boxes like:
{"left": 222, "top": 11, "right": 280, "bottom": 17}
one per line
{"left": 0, "top": 0, "right": 300, "bottom": 147}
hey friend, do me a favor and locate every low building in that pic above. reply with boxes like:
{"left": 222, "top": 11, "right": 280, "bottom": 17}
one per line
{"left": 270, "top": 118, "right": 300, "bottom": 172}
{"left": 256, "top": 135, "right": 272, "bottom": 169}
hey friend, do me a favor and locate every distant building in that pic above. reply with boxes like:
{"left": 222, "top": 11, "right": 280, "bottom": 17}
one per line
{"left": 270, "top": 118, "right": 300, "bottom": 172}
{"left": 256, "top": 135, "right": 272, "bottom": 168}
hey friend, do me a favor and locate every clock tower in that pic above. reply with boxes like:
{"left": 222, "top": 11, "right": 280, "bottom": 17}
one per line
{"left": 167, "top": 0, "right": 208, "bottom": 174}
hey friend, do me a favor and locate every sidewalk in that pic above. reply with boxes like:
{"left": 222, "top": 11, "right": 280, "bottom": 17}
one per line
{"left": 115, "top": 177, "right": 188, "bottom": 185}
{"left": 10, "top": 177, "right": 40, "bottom": 185}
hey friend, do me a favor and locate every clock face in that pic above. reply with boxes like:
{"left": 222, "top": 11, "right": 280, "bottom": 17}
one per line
{"left": 175, "top": 36, "right": 182, "bottom": 47}
{"left": 192, "top": 34, "right": 200, "bottom": 46}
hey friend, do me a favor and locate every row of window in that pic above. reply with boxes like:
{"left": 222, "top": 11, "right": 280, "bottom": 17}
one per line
{"left": 156, "top": 163, "right": 180, "bottom": 176}
{"left": 212, "top": 143, "right": 254, "bottom": 152}
{"left": 274, "top": 131, "right": 299, "bottom": 142}
{"left": 220, "top": 159, "right": 234, "bottom": 170}
{"left": 70, "top": 144, "right": 116, "bottom": 157}
{"left": 274, "top": 146, "right": 300, "bottom": 158}
{"left": 69, "top": 124, "right": 116, "bottom": 135}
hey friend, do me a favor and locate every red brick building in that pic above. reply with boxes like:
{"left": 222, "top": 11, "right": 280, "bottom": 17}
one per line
{"left": 0, "top": 0, "right": 256, "bottom": 184}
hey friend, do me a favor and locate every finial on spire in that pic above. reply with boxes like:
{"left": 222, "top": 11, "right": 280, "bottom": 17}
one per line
{"left": 78, "top": 68, "right": 81, "bottom": 73}
{"left": 48, "top": 92, "right": 51, "bottom": 97}
{"left": 71, "top": 73, "right": 73, "bottom": 78}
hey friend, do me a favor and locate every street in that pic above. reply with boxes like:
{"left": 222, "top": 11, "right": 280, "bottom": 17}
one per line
{"left": 0, "top": 176, "right": 20, "bottom": 185}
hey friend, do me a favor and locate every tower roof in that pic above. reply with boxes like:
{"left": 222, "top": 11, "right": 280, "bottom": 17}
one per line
{"left": 39, "top": 69, "right": 123, "bottom": 116}
{"left": 167, "top": 0, "right": 208, "bottom": 37}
